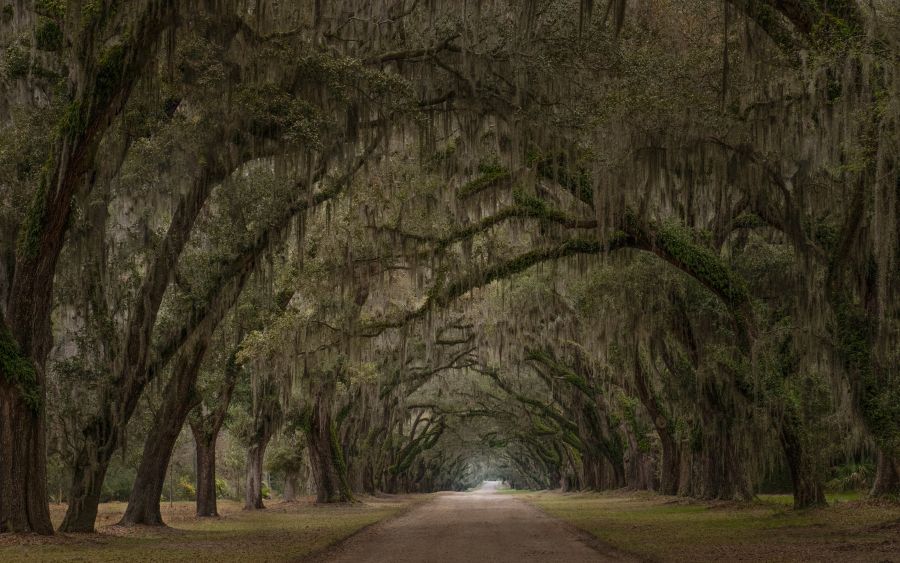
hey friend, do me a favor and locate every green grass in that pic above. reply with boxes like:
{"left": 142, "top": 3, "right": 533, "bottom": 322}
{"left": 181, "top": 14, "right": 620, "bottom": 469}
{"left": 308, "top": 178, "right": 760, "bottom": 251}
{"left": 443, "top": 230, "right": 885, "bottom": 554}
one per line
{"left": 0, "top": 497, "right": 421, "bottom": 562}
{"left": 758, "top": 491, "right": 864, "bottom": 506}
{"left": 516, "top": 491, "right": 900, "bottom": 562}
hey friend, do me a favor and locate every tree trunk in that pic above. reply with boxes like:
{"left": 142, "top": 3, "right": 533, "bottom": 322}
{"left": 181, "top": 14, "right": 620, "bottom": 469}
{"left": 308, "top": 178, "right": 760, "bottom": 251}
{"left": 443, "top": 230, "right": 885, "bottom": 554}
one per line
{"left": 658, "top": 431, "right": 680, "bottom": 496}
{"left": 306, "top": 396, "right": 354, "bottom": 503}
{"left": 1, "top": 169, "right": 72, "bottom": 536}
{"left": 283, "top": 470, "right": 300, "bottom": 502}
{"left": 189, "top": 352, "right": 239, "bottom": 517}
{"left": 191, "top": 425, "right": 219, "bottom": 517}
{"left": 60, "top": 386, "right": 149, "bottom": 531}
{"left": 1, "top": 3, "right": 177, "bottom": 533}
{"left": 244, "top": 437, "right": 271, "bottom": 510}
{"left": 119, "top": 339, "right": 209, "bottom": 526}
{"left": 0, "top": 376, "right": 52, "bottom": 534}
{"left": 633, "top": 352, "right": 680, "bottom": 495}
{"left": 677, "top": 442, "right": 694, "bottom": 497}
{"left": 60, "top": 139, "right": 260, "bottom": 532}
{"left": 698, "top": 419, "right": 752, "bottom": 501}
{"left": 779, "top": 404, "right": 827, "bottom": 509}
{"left": 871, "top": 450, "right": 900, "bottom": 497}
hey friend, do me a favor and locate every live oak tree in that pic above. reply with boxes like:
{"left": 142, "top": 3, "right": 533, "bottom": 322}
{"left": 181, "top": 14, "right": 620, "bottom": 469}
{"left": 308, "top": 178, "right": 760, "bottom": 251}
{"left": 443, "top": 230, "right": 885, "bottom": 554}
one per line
{"left": 0, "top": 0, "right": 897, "bottom": 536}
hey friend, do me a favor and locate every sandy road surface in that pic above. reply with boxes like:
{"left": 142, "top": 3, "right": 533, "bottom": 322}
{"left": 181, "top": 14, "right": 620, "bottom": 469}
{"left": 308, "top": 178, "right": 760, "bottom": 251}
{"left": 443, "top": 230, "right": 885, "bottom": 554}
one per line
{"left": 317, "top": 481, "right": 629, "bottom": 562}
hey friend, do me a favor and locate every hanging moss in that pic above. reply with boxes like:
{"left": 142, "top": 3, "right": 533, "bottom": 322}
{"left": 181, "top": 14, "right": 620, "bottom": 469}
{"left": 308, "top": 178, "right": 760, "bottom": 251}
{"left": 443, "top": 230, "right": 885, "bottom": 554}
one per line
{"left": 35, "top": 19, "right": 63, "bottom": 52}
{"left": 832, "top": 295, "right": 900, "bottom": 454}
{"left": 94, "top": 44, "right": 126, "bottom": 104}
{"left": 0, "top": 325, "right": 41, "bottom": 412}
{"left": 35, "top": 0, "right": 66, "bottom": 19}
{"left": 16, "top": 165, "right": 50, "bottom": 259}
{"left": 81, "top": 0, "right": 109, "bottom": 29}
{"left": 3, "top": 45, "right": 29, "bottom": 79}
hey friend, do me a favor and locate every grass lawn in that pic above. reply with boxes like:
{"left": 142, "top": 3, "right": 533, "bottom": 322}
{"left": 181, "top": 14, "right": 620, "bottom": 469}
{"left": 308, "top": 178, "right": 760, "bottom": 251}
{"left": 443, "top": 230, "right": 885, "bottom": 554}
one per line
{"left": 512, "top": 490, "right": 900, "bottom": 562}
{"left": 0, "top": 495, "right": 422, "bottom": 562}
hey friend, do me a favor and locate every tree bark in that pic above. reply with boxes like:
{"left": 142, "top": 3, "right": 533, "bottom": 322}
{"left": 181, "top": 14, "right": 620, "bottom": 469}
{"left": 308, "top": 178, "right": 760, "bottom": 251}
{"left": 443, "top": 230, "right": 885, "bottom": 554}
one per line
{"left": 306, "top": 393, "right": 354, "bottom": 503}
{"left": 188, "top": 355, "right": 239, "bottom": 517}
{"left": 282, "top": 471, "right": 300, "bottom": 502}
{"left": 244, "top": 437, "right": 271, "bottom": 510}
{"left": 779, "top": 416, "right": 827, "bottom": 509}
{"left": 118, "top": 336, "right": 209, "bottom": 526}
{"left": 871, "top": 450, "right": 900, "bottom": 497}
{"left": 192, "top": 426, "right": 219, "bottom": 517}
{"left": 633, "top": 351, "right": 680, "bottom": 495}
{"left": 0, "top": 1, "right": 178, "bottom": 534}
{"left": 0, "top": 373, "right": 51, "bottom": 534}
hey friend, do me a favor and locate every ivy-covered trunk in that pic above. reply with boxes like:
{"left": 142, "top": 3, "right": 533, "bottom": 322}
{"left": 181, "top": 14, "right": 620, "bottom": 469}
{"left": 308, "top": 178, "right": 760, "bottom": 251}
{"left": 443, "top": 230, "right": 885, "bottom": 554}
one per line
{"left": 306, "top": 391, "right": 353, "bottom": 503}
{"left": 0, "top": 187, "right": 57, "bottom": 536}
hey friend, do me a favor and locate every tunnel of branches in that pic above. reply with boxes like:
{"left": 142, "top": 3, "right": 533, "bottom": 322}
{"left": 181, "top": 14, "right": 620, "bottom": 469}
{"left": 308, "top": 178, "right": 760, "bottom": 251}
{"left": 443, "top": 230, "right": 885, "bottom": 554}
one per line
{"left": 0, "top": 0, "right": 898, "bottom": 535}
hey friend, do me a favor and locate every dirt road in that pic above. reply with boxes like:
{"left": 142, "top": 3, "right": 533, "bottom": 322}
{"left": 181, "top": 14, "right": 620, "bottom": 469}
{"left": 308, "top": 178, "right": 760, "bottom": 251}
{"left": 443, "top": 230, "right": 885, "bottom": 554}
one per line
{"left": 317, "top": 481, "right": 629, "bottom": 562}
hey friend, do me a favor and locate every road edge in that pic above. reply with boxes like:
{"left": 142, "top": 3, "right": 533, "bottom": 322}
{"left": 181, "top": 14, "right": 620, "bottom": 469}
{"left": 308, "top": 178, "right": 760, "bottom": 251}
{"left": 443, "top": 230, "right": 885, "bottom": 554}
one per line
{"left": 509, "top": 492, "right": 653, "bottom": 563}
{"left": 298, "top": 493, "right": 437, "bottom": 562}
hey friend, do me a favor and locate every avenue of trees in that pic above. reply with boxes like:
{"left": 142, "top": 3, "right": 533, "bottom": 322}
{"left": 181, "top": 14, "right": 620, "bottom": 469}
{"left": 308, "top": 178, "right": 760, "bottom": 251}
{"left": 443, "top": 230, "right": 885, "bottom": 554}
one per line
{"left": 0, "top": 0, "right": 898, "bottom": 535}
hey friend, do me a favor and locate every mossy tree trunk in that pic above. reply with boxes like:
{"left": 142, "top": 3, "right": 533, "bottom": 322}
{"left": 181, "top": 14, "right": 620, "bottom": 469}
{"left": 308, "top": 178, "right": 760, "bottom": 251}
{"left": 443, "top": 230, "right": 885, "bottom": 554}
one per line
{"left": 244, "top": 436, "right": 272, "bottom": 510}
{"left": 244, "top": 373, "right": 282, "bottom": 511}
{"left": 0, "top": 324, "right": 50, "bottom": 534}
{"left": 1, "top": 1, "right": 178, "bottom": 534}
{"left": 306, "top": 384, "right": 354, "bottom": 503}
{"left": 633, "top": 350, "right": 679, "bottom": 495}
{"left": 779, "top": 419, "right": 827, "bottom": 509}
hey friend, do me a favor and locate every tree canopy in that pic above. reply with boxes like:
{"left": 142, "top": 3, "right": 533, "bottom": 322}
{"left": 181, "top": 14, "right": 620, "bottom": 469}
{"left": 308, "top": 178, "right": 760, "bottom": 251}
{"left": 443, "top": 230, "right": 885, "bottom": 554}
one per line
{"left": 0, "top": 0, "right": 897, "bottom": 535}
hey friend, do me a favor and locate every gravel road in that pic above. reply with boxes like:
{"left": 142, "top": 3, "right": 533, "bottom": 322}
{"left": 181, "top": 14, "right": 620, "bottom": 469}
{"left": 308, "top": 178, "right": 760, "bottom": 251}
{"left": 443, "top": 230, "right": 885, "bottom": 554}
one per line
{"left": 317, "top": 481, "right": 630, "bottom": 562}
